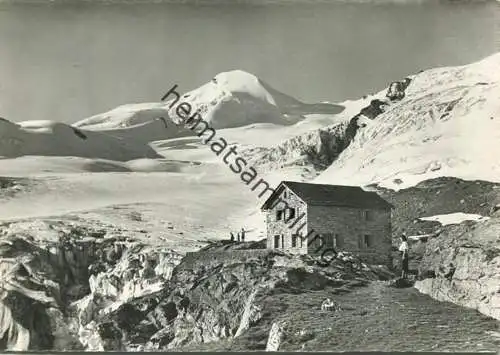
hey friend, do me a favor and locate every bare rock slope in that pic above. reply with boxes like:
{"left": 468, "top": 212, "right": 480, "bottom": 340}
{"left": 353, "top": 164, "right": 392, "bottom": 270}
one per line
{"left": 415, "top": 214, "right": 500, "bottom": 320}
{"left": 371, "top": 176, "right": 500, "bottom": 320}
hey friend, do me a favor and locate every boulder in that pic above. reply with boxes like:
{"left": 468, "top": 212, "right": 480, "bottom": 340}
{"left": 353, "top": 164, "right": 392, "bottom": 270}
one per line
{"left": 320, "top": 298, "right": 342, "bottom": 311}
{"left": 386, "top": 78, "right": 411, "bottom": 101}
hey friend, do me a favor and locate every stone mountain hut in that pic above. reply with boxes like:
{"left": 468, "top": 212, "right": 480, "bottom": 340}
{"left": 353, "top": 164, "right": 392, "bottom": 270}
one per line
{"left": 260, "top": 181, "right": 393, "bottom": 265}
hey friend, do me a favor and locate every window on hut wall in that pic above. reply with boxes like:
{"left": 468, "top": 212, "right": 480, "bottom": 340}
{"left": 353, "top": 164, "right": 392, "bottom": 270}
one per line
{"left": 274, "top": 235, "right": 280, "bottom": 248}
{"left": 364, "top": 234, "right": 373, "bottom": 248}
{"left": 334, "top": 234, "right": 344, "bottom": 248}
{"left": 358, "top": 235, "right": 373, "bottom": 249}
{"left": 276, "top": 210, "right": 283, "bottom": 221}
{"left": 310, "top": 234, "right": 323, "bottom": 250}
{"left": 292, "top": 234, "right": 297, "bottom": 248}
{"left": 285, "top": 207, "right": 296, "bottom": 221}
{"left": 281, "top": 235, "right": 285, "bottom": 249}
{"left": 362, "top": 210, "right": 373, "bottom": 221}
{"left": 324, "top": 233, "right": 334, "bottom": 247}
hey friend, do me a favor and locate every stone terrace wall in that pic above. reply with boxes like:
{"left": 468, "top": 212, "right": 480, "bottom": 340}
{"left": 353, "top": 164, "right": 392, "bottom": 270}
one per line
{"left": 177, "top": 249, "right": 272, "bottom": 270}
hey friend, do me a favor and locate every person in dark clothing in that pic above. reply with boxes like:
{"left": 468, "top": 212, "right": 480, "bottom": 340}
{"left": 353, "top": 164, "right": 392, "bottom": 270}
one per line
{"left": 399, "top": 233, "right": 409, "bottom": 279}
{"left": 230, "top": 232, "right": 235, "bottom": 242}
{"left": 240, "top": 228, "right": 246, "bottom": 242}
{"left": 444, "top": 263, "right": 456, "bottom": 281}
{"left": 237, "top": 232, "right": 241, "bottom": 242}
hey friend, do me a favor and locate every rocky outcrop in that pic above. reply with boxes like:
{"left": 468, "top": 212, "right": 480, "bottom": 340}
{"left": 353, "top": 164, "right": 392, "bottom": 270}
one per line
{"left": 73, "top": 242, "right": 182, "bottom": 350}
{"left": 386, "top": 78, "right": 412, "bottom": 101}
{"left": 0, "top": 227, "right": 392, "bottom": 352}
{"left": 0, "top": 223, "right": 182, "bottom": 351}
{"left": 415, "top": 214, "right": 500, "bottom": 320}
{"left": 367, "top": 176, "right": 500, "bottom": 319}
{"left": 242, "top": 122, "right": 349, "bottom": 172}
{"left": 336, "top": 77, "right": 410, "bottom": 159}
{"left": 0, "top": 300, "right": 31, "bottom": 350}
{"left": 242, "top": 100, "right": 389, "bottom": 174}
{"left": 1, "top": 219, "right": 499, "bottom": 351}
{"left": 0, "top": 233, "right": 91, "bottom": 350}
{"left": 343, "top": 99, "right": 389, "bottom": 145}
{"left": 84, "top": 241, "right": 391, "bottom": 351}
{"left": 371, "top": 177, "right": 500, "bottom": 272}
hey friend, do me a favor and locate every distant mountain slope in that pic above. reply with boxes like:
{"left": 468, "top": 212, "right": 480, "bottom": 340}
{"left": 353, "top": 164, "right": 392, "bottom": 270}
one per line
{"left": 0, "top": 119, "right": 160, "bottom": 161}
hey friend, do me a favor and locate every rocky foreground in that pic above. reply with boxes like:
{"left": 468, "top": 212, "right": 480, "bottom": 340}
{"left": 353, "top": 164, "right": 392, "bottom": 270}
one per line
{"left": 0, "top": 220, "right": 183, "bottom": 350}
{"left": 0, "top": 216, "right": 499, "bottom": 351}
{"left": 0, "top": 222, "right": 390, "bottom": 351}
{"left": 374, "top": 177, "right": 500, "bottom": 321}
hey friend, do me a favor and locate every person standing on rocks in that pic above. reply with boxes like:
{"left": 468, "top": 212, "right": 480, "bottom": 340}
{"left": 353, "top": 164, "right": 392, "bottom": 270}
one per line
{"left": 237, "top": 232, "right": 241, "bottom": 242}
{"left": 230, "top": 232, "right": 235, "bottom": 242}
{"left": 399, "top": 233, "right": 409, "bottom": 279}
{"left": 241, "top": 228, "right": 246, "bottom": 242}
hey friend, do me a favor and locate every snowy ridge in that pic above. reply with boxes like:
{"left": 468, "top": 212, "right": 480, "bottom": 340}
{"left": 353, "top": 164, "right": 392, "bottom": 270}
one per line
{"left": 74, "top": 103, "right": 170, "bottom": 130}
{"left": 0, "top": 119, "right": 160, "bottom": 161}
{"left": 314, "top": 52, "right": 500, "bottom": 190}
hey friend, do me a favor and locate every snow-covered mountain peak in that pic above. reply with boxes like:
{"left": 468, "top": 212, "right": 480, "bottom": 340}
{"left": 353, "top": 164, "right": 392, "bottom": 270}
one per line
{"left": 211, "top": 70, "right": 278, "bottom": 106}
{"left": 75, "top": 69, "right": 344, "bottom": 138}
{"left": 74, "top": 70, "right": 304, "bottom": 133}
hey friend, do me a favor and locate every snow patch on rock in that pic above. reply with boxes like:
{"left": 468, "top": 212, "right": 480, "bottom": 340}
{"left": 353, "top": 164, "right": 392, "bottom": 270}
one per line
{"left": 419, "top": 212, "right": 490, "bottom": 226}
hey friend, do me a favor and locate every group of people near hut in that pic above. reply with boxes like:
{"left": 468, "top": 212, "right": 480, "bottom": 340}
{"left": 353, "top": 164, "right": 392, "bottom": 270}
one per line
{"left": 230, "top": 228, "right": 246, "bottom": 242}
